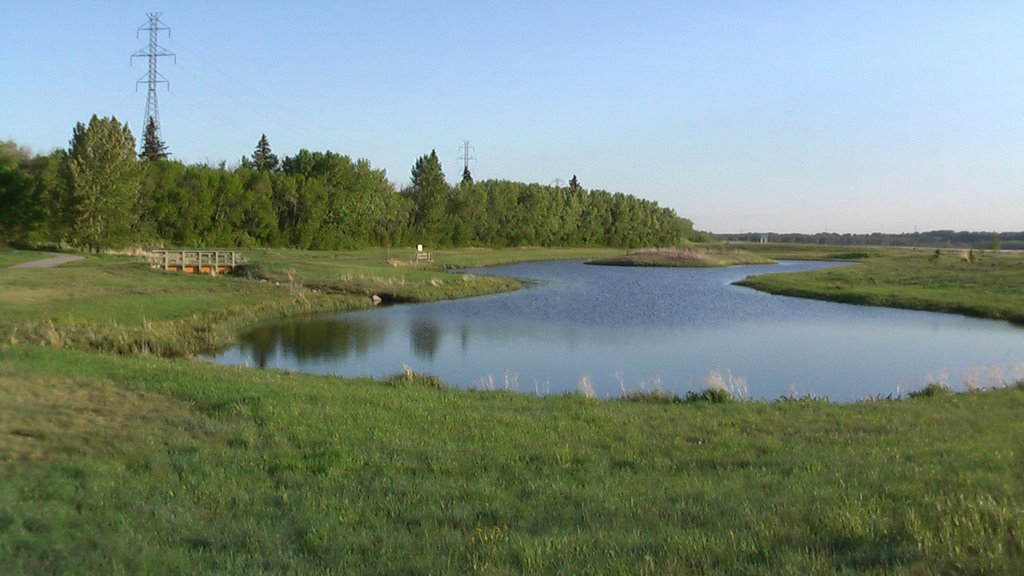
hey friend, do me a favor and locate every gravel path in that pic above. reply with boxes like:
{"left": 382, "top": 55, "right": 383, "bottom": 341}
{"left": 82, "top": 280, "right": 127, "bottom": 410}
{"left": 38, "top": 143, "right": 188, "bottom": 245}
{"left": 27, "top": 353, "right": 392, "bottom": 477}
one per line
{"left": 11, "top": 253, "right": 86, "bottom": 269}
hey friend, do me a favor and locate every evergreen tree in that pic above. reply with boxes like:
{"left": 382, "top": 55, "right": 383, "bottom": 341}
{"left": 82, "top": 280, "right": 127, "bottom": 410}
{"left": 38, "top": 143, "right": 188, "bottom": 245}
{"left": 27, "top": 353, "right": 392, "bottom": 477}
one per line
{"left": 252, "top": 134, "right": 279, "bottom": 172}
{"left": 569, "top": 174, "right": 581, "bottom": 192}
{"left": 138, "top": 117, "right": 170, "bottom": 161}
{"left": 65, "top": 115, "right": 141, "bottom": 251}
{"left": 461, "top": 165, "right": 473, "bottom": 185}
{"left": 409, "top": 150, "right": 450, "bottom": 245}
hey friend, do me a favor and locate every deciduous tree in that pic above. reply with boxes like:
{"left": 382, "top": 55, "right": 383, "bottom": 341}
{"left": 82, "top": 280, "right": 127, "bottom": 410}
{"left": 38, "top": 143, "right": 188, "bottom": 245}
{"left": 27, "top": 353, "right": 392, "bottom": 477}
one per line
{"left": 0, "top": 141, "right": 42, "bottom": 243}
{"left": 65, "top": 115, "right": 141, "bottom": 251}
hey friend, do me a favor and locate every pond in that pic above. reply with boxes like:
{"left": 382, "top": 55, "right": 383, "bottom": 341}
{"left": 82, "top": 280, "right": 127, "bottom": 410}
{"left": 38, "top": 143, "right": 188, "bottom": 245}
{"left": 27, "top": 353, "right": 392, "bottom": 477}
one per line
{"left": 210, "top": 260, "right": 1024, "bottom": 401}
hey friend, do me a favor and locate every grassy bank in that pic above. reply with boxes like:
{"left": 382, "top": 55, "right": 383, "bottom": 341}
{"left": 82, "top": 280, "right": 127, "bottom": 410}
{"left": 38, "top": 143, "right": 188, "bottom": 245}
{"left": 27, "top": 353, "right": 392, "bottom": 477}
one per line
{"left": 588, "top": 247, "right": 774, "bottom": 268}
{"left": 0, "top": 247, "right": 622, "bottom": 355}
{"left": 738, "top": 245, "right": 1024, "bottom": 323}
{"left": 0, "top": 252, "right": 366, "bottom": 356}
{"left": 2, "top": 346, "right": 1022, "bottom": 574}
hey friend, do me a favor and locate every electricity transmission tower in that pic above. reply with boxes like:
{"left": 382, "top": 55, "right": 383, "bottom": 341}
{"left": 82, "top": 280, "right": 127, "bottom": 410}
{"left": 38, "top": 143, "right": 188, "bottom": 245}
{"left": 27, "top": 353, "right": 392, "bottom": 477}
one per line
{"left": 458, "top": 140, "right": 476, "bottom": 172}
{"left": 131, "top": 13, "right": 175, "bottom": 147}
{"left": 457, "top": 140, "right": 476, "bottom": 184}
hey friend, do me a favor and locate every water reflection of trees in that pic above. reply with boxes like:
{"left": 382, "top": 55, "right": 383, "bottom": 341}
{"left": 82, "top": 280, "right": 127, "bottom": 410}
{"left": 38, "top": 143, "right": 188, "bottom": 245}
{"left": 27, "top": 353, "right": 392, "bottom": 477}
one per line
{"left": 236, "top": 310, "right": 584, "bottom": 370}
{"left": 238, "top": 317, "right": 388, "bottom": 368}
{"left": 410, "top": 319, "right": 440, "bottom": 360}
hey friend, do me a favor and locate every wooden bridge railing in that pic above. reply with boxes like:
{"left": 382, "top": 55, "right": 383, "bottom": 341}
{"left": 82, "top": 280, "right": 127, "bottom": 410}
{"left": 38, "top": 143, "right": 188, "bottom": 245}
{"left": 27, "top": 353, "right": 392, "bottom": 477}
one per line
{"left": 149, "top": 250, "right": 241, "bottom": 275}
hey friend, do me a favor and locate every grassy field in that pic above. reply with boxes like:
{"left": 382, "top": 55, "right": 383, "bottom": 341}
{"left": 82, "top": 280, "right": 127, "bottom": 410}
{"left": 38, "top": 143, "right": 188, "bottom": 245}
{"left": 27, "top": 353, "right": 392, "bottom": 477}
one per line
{"left": 2, "top": 244, "right": 1024, "bottom": 574}
{"left": 736, "top": 244, "right": 1024, "bottom": 324}
{"left": 2, "top": 346, "right": 1022, "bottom": 574}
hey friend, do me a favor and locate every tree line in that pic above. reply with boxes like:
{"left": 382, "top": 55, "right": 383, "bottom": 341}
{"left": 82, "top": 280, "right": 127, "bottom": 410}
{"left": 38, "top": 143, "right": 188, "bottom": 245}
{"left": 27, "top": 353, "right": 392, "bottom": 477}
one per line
{"left": 720, "top": 231, "right": 1024, "bottom": 251}
{"left": 1, "top": 116, "right": 694, "bottom": 251}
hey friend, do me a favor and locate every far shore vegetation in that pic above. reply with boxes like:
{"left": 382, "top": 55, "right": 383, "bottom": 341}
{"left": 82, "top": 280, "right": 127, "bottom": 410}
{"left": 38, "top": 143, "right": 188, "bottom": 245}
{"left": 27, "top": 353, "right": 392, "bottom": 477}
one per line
{"left": 2, "top": 117, "right": 1024, "bottom": 573}
{"left": 587, "top": 246, "right": 775, "bottom": 268}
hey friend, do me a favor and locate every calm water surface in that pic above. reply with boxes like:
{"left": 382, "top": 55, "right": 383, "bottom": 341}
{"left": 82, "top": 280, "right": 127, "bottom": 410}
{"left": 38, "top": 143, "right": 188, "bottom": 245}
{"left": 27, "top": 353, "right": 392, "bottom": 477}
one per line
{"left": 211, "top": 260, "right": 1024, "bottom": 401}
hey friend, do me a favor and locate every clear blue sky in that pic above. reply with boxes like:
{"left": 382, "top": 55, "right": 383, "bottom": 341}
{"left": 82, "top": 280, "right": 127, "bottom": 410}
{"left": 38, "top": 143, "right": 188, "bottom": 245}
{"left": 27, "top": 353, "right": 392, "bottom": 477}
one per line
{"left": 2, "top": 1, "right": 1022, "bottom": 233}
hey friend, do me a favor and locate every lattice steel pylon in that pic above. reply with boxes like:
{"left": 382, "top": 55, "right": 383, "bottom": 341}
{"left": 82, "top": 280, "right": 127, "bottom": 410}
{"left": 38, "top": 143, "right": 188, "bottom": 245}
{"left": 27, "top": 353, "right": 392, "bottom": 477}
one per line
{"left": 459, "top": 140, "right": 476, "bottom": 171}
{"left": 131, "top": 13, "right": 175, "bottom": 147}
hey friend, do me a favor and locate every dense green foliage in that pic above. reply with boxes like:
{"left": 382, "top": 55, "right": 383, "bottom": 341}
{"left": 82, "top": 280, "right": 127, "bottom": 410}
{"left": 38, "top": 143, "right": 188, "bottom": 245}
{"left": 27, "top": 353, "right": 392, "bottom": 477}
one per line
{"left": 408, "top": 150, "right": 450, "bottom": 245}
{"left": 65, "top": 116, "right": 142, "bottom": 251}
{"left": 1, "top": 125, "right": 693, "bottom": 251}
{"left": 0, "top": 143, "right": 42, "bottom": 243}
{"left": 2, "top": 346, "right": 1022, "bottom": 574}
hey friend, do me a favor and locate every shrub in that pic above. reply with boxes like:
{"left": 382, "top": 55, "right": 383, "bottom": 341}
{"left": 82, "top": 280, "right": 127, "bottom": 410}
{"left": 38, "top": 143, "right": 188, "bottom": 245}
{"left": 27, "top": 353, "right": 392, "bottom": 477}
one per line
{"left": 828, "top": 251, "right": 871, "bottom": 260}
{"left": 231, "top": 263, "right": 267, "bottom": 280}
{"left": 683, "top": 388, "right": 733, "bottom": 403}
{"left": 908, "top": 382, "right": 953, "bottom": 399}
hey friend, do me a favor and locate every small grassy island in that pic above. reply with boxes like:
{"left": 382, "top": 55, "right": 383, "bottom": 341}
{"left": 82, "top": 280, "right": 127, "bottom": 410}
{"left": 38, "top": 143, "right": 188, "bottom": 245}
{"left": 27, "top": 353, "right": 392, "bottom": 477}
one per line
{"left": 2, "top": 245, "right": 1023, "bottom": 574}
{"left": 588, "top": 246, "right": 775, "bottom": 268}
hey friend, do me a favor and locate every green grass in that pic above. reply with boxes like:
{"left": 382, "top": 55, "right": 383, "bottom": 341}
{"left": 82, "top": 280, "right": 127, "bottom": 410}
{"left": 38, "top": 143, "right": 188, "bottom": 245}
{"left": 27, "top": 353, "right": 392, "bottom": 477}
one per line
{"left": 0, "top": 249, "right": 52, "bottom": 268}
{"left": 2, "top": 346, "right": 1022, "bottom": 574}
{"left": 0, "top": 252, "right": 364, "bottom": 356}
{"left": 3, "top": 244, "right": 1024, "bottom": 573}
{"left": 737, "top": 245, "right": 1024, "bottom": 323}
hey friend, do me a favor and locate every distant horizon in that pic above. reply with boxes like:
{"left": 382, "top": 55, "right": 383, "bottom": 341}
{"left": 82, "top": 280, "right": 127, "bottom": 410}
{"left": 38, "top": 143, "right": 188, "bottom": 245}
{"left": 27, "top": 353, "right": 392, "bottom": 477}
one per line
{"left": 3, "top": 1, "right": 1021, "bottom": 235}
{"left": 712, "top": 225, "right": 1024, "bottom": 231}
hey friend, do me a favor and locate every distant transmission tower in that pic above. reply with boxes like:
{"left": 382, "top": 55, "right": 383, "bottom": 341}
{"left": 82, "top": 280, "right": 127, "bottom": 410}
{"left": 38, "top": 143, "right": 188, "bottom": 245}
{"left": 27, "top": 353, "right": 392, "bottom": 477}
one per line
{"left": 458, "top": 140, "right": 476, "bottom": 172}
{"left": 131, "top": 13, "right": 175, "bottom": 146}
